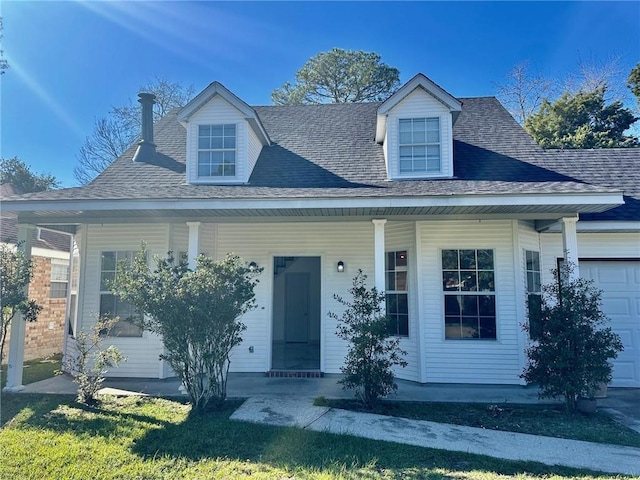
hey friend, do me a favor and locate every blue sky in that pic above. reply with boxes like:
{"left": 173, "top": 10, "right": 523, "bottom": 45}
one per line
{"left": 2, "top": 1, "right": 639, "bottom": 187}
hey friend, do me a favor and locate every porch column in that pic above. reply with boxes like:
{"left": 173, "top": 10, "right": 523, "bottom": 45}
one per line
{"left": 5, "top": 223, "right": 35, "bottom": 391}
{"left": 186, "top": 222, "right": 201, "bottom": 270}
{"left": 560, "top": 216, "right": 579, "bottom": 281}
{"left": 372, "top": 219, "right": 387, "bottom": 293}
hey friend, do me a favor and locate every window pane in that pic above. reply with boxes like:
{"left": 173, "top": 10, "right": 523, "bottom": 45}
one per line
{"left": 443, "top": 271, "right": 460, "bottom": 291}
{"left": 395, "top": 251, "right": 407, "bottom": 267}
{"left": 398, "top": 315, "right": 409, "bottom": 336}
{"left": 399, "top": 119, "right": 411, "bottom": 132}
{"left": 223, "top": 136, "right": 235, "bottom": 149}
{"left": 386, "top": 272, "right": 396, "bottom": 291}
{"left": 386, "top": 251, "right": 396, "bottom": 270}
{"left": 461, "top": 317, "right": 479, "bottom": 338}
{"left": 101, "top": 252, "right": 116, "bottom": 272}
{"left": 399, "top": 131, "right": 412, "bottom": 144}
{"left": 479, "top": 317, "right": 497, "bottom": 339}
{"left": 426, "top": 156, "right": 441, "bottom": 172}
{"left": 198, "top": 137, "right": 210, "bottom": 149}
{"left": 399, "top": 159, "right": 413, "bottom": 173}
{"left": 224, "top": 124, "right": 236, "bottom": 135}
{"left": 198, "top": 125, "right": 210, "bottom": 136}
{"left": 413, "top": 129, "right": 425, "bottom": 144}
{"left": 397, "top": 293, "right": 408, "bottom": 314}
{"left": 210, "top": 125, "right": 223, "bottom": 136}
{"left": 413, "top": 145, "right": 426, "bottom": 158}
{"left": 426, "top": 129, "right": 439, "bottom": 143}
{"left": 478, "top": 295, "right": 496, "bottom": 316}
{"left": 412, "top": 118, "right": 425, "bottom": 131}
{"left": 198, "top": 151, "right": 210, "bottom": 163}
{"left": 225, "top": 151, "right": 236, "bottom": 163}
{"left": 445, "top": 317, "right": 461, "bottom": 339}
{"left": 386, "top": 293, "right": 398, "bottom": 314}
{"left": 444, "top": 295, "right": 462, "bottom": 315}
{"left": 477, "top": 249, "right": 494, "bottom": 269}
{"left": 462, "top": 296, "right": 478, "bottom": 315}
{"left": 399, "top": 146, "right": 412, "bottom": 159}
{"left": 211, "top": 136, "right": 223, "bottom": 149}
{"left": 528, "top": 294, "right": 543, "bottom": 340}
{"left": 100, "top": 271, "right": 114, "bottom": 291}
{"left": 413, "top": 156, "right": 426, "bottom": 172}
{"left": 224, "top": 164, "right": 236, "bottom": 176}
{"left": 395, "top": 271, "right": 407, "bottom": 291}
{"left": 459, "top": 250, "right": 476, "bottom": 269}
{"left": 426, "top": 118, "right": 439, "bottom": 130}
{"left": 460, "top": 272, "right": 477, "bottom": 291}
{"left": 442, "top": 250, "right": 458, "bottom": 270}
{"left": 99, "top": 294, "right": 116, "bottom": 317}
{"left": 478, "top": 271, "right": 495, "bottom": 291}
{"left": 50, "top": 282, "right": 67, "bottom": 298}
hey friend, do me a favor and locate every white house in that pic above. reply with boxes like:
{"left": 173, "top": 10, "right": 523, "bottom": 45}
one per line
{"left": 3, "top": 73, "right": 639, "bottom": 390}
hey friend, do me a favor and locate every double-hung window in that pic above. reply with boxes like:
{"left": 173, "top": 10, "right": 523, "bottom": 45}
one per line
{"left": 442, "top": 249, "right": 496, "bottom": 339}
{"left": 385, "top": 250, "right": 409, "bottom": 336}
{"left": 525, "top": 250, "right": 542, "bottom": 339}
{"left": 99, "top": 251, "right": 142, "bottom": 337}
{"left": 399, "top": 118, "right": 440, "bottom": 174}
{"left": 50, "top": 261, "right": 69, "bottom": 298}
{"left": 198, "top": 124, "right": 236, "bottom": 177}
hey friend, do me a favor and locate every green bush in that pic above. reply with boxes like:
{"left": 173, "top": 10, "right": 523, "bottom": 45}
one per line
{"left": 112, "top": 246, "right": 261, "bottom": 410}
{"left": 330, "top": 270, "right": 407, "bottom": 409}
{"left": 521, "top": 263, "right": 623, "bottom": 411}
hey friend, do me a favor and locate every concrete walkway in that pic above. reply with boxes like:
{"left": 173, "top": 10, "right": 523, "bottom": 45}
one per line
{"left": 231, "top": 396, "right": 640, "bottom": 476}
{"left": 15, "top": 374, "right": 640, "bottom": 475}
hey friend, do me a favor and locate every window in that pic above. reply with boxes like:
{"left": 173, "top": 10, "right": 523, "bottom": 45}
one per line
{"left": 100, "top": 251, "right": 142, "bottom": 337}
{"left": 386, "top": 250, "right": 409, "bottom": 336}
{"left": 198, "top": 124, "right": 236, "bottom": 177}
{"left": 50, "top": 261, "right": 69, "bottom": 298}
{"left": 525, "top": 250, "right": 542, "bottom": 339}
{"left": 399, "top": 118, "right": 440, "bottom": 174}
{"left": 442, "top": 249, "right": 496, "bottom": 339}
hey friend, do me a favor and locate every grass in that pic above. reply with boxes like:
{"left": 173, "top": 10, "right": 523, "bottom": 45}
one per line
{"left": 0, "top": 353, "right": 62, "bottom": 388}
{"left": 316, "top": 398, "right": 640, "bottom": 449}
{"left": 0, "top": 393, "right": 632, "bottom": 479}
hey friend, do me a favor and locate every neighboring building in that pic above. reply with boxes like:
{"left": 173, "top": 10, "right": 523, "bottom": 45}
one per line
{"left": 3, "top": 73, "right": 638, "bottom": 389}
{"left": 1, "top": 193, "right": 74, "bottom": 362}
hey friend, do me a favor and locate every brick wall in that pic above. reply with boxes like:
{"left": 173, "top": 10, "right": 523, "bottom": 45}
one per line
{"left": 4, "top": 255, "right": 67, "bottom": 361}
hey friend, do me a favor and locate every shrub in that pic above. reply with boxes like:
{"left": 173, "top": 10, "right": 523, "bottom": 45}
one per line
{"left": 62, "top": 316, "right": 125, "bottom": 405}
{"left": 330, "top": 270, "right": 407, "bottom": 409}
{"left": 112, "top": 246, "right": 261, "bottom": 410}
{"left": 0, "top": 243, "right": 41, "bottom": 365}
{"left": 521, "top": 263, "right": 623, "bottom": 412}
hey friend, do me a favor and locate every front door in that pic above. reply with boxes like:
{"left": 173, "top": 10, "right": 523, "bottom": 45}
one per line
{"left": 272, "top": 256, "right": 321, "bottom": 370}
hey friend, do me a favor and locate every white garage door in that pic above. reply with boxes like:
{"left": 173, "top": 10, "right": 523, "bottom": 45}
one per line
{"left": 580, "top": 261, "right": 640, "bottom": 387}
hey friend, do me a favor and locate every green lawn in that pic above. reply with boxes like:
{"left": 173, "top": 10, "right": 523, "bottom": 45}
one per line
{"left": 0, "top": 394, "right": 632, "bottom": 479}
{"left": 0, "top": 353, "right": 62, "bottom": 388}
{"left": 318, "top": 398, "right": 640, "bottom": 449}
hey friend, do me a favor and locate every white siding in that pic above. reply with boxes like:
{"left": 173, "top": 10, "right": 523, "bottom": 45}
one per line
{"left": 216, "top": 222, "right": 376, "bottom": 375}
{"left": 169, "top": 223, "right": 189, "bottom": 258}
{"left": 385, "top": 221, "right": 419, "bottom": 381}
{"left": 419, "top": 220, "right": 522, "bottom": 384}
{"left": 81, "top": 224, "right": 169, "bottom": 378}
{"left": 385, "top": 89, "right": 453, "bottom": 179}
{"left": 186, "top": 96, "right": 248, "bottom": 184}
{"left": 247, "top": 125, "right": 262, "bottom": 180}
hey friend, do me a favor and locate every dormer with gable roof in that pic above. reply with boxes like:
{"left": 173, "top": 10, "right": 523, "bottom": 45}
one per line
{"left": 375, "top": 73, "right": 462, "bottom": 180}
{"left": 177, "top": 82, "right": 270, "bottom": 184}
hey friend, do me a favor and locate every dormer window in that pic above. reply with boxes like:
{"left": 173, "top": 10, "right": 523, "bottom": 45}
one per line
{"left": 399, "top": 118, "right": 440, "bottom": 174}
{"left": 198, "top": 124, "right": 236, "bottom": 177}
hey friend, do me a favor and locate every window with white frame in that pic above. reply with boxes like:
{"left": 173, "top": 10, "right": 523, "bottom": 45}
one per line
{"left": 442, "top": 249, "right": 496, "bottom": 339}
{"left": 386, "top": 250, "right": 409, "bottom": 336}
{"left": 50, "top": 261, "right": 69, "bottom": 298}
{"left": 198, "top": 124, "right": 236, "bottom": 177}
{"left": 525, "top": 250, "right": 542, "bottom": 339}
{"left": 399, "top": 117, "right": 440, "bottom": 174}
{"left": 99, "top": 251, "right": 142, "bottom": 337}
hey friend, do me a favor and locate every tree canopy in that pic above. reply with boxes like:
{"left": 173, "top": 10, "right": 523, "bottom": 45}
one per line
{"left": 628, "top": 62, "right": 640, "bottom": 107}
{"left": 271, "top": 48, "right": 400, "bottom": 105}
{"left": 74, "top": 76, "right": 194, "bottom": 185}
{"left": 524, "top": 87, "right": 639, "bottom": 149}
{"left": 0, "top": 157, "right": 59, "bottom": 193}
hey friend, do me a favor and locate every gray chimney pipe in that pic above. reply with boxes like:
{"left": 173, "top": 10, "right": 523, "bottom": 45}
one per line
{"left": 132, "top": 92, "right": 156, "bottom": 162}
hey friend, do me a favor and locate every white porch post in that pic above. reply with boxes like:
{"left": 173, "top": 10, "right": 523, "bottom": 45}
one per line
{"left": 186, "top": 222, "right": 201, "bottom": 270}
{"left": 560, "top": 216, "right": 580, "bottom": 281}
{"left": 372, "top": 219, "right": 387, "bottom": 293}
{"left": 5, "top": 223, "right": 35, "bottom": 391}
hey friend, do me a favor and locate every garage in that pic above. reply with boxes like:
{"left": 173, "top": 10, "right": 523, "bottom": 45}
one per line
{"left": 580, "top": 261, "right": 640, "bottom": 387}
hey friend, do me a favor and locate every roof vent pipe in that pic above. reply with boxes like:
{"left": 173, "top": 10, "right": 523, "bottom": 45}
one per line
{"left": 132, "top": 92, "right": 156, "bottom": 162}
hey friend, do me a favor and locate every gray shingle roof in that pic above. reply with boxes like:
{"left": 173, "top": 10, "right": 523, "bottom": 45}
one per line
{"left": 0, "top": 216, "right": 71, "bottom": 252}
{"left": 3, "top": 97, "right": 637, "bottom": 220}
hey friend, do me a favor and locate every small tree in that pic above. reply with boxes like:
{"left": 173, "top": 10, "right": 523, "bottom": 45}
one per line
{"left": 62, "top": 316, "right": 125, "bottom": 405}
{"left": 521, "top": 263, "right": 623, "bottom": 412}
{"left": 112, "top": 246, "right": 261, "bottom": 410}
{"left": 330, "top": 270, "right": 407, "bottom": 409}
{"left": 0, "top": 243, "right": 42, "bottom": 365}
